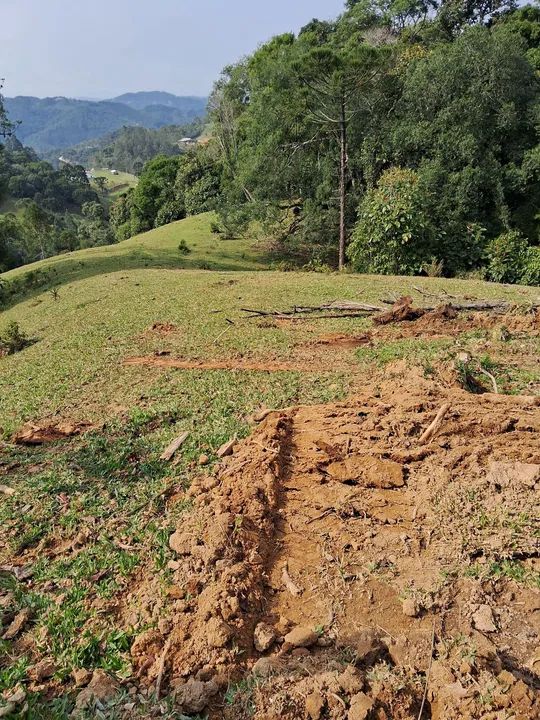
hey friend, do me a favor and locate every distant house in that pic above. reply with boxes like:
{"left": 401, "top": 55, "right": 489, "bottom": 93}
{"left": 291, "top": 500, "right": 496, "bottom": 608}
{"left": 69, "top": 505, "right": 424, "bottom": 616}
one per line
{"left": 179, "top": 137, "right": 196, "bottom": 147}
{"left": 110, "top": 169, "right": 119, "bottom": 175}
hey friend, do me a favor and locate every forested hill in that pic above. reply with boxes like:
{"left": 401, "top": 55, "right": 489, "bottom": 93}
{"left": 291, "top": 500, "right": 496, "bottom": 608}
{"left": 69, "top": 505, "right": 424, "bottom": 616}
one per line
{"left": 4, "top": 93, "right": 207, "bottom": 152}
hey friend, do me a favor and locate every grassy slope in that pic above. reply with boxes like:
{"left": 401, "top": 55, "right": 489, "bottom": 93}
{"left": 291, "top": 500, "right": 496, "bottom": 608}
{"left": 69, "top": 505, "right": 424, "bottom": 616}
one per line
{"left": 90, "top": 168, "right": 138, "bottom": 201}
{"left": 1, "top": 215, "right": 539, "bottom": 715}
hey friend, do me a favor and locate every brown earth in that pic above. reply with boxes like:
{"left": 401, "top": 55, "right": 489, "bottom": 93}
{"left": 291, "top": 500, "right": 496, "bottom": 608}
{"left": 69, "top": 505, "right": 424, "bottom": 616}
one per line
{"left": 124, "top": 367, "right": 540, "bottom": 719}
{"left": 11, "top": 421, "right": 92, "bottom": 446}
{"left": 123, "top": 355, "right": 324, "bottom": 373}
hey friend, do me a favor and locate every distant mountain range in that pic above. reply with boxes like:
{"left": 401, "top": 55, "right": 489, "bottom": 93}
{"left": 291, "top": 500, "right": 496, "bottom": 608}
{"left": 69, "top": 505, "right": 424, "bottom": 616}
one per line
{"left": 4, "top": 92, "right": 207, "bottom": 153}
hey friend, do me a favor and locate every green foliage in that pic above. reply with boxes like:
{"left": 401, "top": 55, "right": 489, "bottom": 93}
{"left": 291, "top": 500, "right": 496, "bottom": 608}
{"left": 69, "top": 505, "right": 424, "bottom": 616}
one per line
{"left": 485, "top": 230, "right": 529, "bottom": 283}
{"left": 177, "top": 239, "right": 191, "bottom": 255}
{"left": 348, "top": 167, "right": 437, "bottom": 274}
{"left": 0, "top": 321, "right": 30, "bottom": 355}
{"left": 521, "top": 246, "right": 540, "bottom": 285}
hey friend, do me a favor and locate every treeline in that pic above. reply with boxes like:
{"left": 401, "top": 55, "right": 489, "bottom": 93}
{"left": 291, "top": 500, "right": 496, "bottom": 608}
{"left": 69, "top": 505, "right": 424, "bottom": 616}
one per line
{"left": 0, "top": 136, "right": 112, "bottom": 271}
{"left": 53, "top": 119, "right": 205, "bottom": 176}
{"left": 201, "top": 0, "right": 540, "bottom": 282}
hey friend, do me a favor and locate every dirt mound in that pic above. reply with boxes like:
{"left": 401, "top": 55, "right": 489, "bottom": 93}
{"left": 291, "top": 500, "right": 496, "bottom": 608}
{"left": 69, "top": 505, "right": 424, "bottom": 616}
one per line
{"left": 128, "top": 370, "right": 540, "bottom": 719}
{"left": 11, "top": 420, "right": 92, "bottom": 445}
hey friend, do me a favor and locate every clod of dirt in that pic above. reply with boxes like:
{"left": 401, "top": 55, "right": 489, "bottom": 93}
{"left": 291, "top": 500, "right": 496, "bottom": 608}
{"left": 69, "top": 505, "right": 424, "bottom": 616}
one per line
{"left": 313, "top": 333, "right": 372, "bottom": 348}
{"left": 198, "top": 454, "right": 210, "bottom": 466}
{"left": 72, "top": 668, "right": 92, "bottom": 687}
{"left": 12, "top": 421, "right": 91, "bottom": 445}
{"left": 348, "top": 692, "right": 374, "bottom": 720}
{"left": 150, "top": 322, "right": 178, "bottom": 334}
{"left": 324, "top": 455, "right": 405, "bottom": 489}
{"left": 2, "top": 608, "right": 31, "bottom": 640}
{"left": 251, "top": 656, "right": 284, "bottom": 677}
{"left": 305, "top": 691, "right": 325, "bottom": 719}
{"left": 374, "top": 296, "right": 427, "bottom": 325}
{"left": 402, "top": 598, "right": 420, "bottom": 618}
{"left": 472, "top": 604, "right": 497, "bottom": 633}
{"left": 174, "top": 678, "right": 219, "bottom": 714}
{"left": 27, "top": 659, "right": 56, "bottom": 682}
{"left": 384, "top": 630, "right": 434, "bottom": 671}
{"left": 486, "top": 461, "right": 540, "bottom": 489}
{"left": 284, "top": 626, "right": 319, "bottom": 648}
{"left": 206, "top": 617, "right": 232, "bottom": 648}
{"left": 74, "top": 670, "right": 118, "bottom": 711}
{"left": 253, "top": 622, "right": 277, "bottom": 652}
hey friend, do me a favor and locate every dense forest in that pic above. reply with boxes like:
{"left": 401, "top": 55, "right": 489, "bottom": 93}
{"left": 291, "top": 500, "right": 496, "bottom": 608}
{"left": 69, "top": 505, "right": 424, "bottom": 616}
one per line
{"left": 4, "top": 93, "right": 206, "bottom": 152}
{"left": 51, "top": 119, "right": 205, "bottom": 175}
{"left": 0, "top": 134, "right": 112, "bottom": 271}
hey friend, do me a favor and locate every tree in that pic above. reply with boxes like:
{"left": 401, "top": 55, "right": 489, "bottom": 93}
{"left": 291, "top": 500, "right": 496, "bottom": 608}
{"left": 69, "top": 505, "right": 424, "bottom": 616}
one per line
{"left": 296, "top": 40, "right": 387, "bottom": 268}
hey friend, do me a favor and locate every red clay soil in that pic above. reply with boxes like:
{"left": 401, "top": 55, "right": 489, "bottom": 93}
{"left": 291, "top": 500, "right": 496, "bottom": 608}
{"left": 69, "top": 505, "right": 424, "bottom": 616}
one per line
{"left": 11, "top": 421, "right": 92, "bottom": 446}
{"left": 127, "top": 368, "right": 540, "bottom": 719}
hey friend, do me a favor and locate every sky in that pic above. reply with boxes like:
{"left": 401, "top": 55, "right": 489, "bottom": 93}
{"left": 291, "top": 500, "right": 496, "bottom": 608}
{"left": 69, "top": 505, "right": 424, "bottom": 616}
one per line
{"left": 0, "top": 0, "right": 346, "bottom": 99}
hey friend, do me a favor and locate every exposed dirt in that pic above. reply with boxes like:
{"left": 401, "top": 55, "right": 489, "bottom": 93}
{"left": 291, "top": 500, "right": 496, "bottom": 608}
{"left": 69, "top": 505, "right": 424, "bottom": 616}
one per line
{"left": 124, "top": 367, "right": 540, "bottom": 719}
{"left": 11, "top": 421, "right": 92, "bottom": 446}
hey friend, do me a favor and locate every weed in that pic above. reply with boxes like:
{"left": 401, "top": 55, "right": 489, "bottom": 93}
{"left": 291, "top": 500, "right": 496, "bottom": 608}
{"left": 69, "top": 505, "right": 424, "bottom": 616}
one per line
{"left": 178, "top": 239, "right": 191, "bottom": 255}
{"left": 0, "top": 321, "right": 31, "bottom": 355}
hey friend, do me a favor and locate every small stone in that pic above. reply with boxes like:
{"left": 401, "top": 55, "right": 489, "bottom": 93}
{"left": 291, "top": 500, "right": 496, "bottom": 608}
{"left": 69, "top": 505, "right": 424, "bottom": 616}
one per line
{"left": 253, "top": 622, "right": 276, "bottom": 653}
{"left": 473, "top": 604, "right": 497, "bottom": 633}
{"left": 284, "top": 626, "right": 318, "bottom": 648}
{"left": 175, "top": 678, "right": 219, "bottom": 714}
{"left": 402, "top": 598, "right": 420, "bottom": 618}
{"left": 337, "top": 665, "right": 364, "bottom": 695}
{"left": 167, "top": 560, "right": 180, "bottom": 571}
{"left": 348, "top": 692, "right": 373, "bottom": 720}
{"left": 27, "top": 659, "right": 56, "bottom": 682}
{"left": 252, "top": 656, "right": 283, "bottom": 677}
{"left": 497, "top": 670, "right": 517, "bottom": 688}
{"left": 198, "top": 454, "right": 209, "bottom": 466}
{"left": 305, "top": 691, "right": 325, "bottom": 720}
{"left": 350, "top": 628, "right": 382, "bottom": 662}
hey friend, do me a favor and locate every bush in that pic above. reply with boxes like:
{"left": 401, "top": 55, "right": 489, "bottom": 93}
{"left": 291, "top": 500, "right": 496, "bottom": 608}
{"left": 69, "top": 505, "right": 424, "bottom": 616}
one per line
{"left": 177, "top": 239, "right": 191, "bottom": 255}
{"left": 0, "top": 321, "right": 31, "bottom": 355}
{"left": 521, "top": 247, "right": 540, "bottom": 286}
{"left": 348, "top": 168, "right": 438, "bottom": 275}
{"left": 485, "top": 230, "right": 529, "bottom": 284}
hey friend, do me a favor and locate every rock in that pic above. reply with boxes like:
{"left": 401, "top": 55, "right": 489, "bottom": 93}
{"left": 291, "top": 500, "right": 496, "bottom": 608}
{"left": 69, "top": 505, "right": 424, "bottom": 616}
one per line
{"left": 348, "top": 692, "right": 373, "bottom": 720}
{"left": 72, "top": 668, "right": 92, "bottom": 687}
{"left": 74, "top": 670, "right": 118, "bottom": 710}
{"left": 198, "top": 454, "right": 209, "bottom": 466}
{"left": 402, "top": 598, "right": 420, "bottom": 618}
{"left": 27, "top": 659, "right": 56, "bottom": 682}
{"left": 305, "top": 691, "right": 325, "bottom": 720}
{"left": 2, "top": 608, "right": 31, "bottom": 640}
{"left": 252, "top": 656, "right": 283, "bottom": 677}
{"left": 206, "top": 617, "right": 232, "bottom": 648}
{"left": 470, "top": 631, "right": 502, "bottom": 673}
{"left": 284, "top": 626, "right": 318, "bottom": 648}
{"left": 176, "top": 678, "right": 218, "bottom": 714}
{"left": 473, "top": 604, "right": 497, "bottom": 633}
{"left": 337, "top": 665, "right": 364, "bottom": 695}
{"left": 253, "top": 622, "right": 276, "bottom": 653}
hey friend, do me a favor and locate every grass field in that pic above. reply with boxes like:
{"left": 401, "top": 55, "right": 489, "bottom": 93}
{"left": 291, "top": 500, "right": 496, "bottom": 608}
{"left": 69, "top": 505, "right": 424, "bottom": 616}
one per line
{"left": 90, "top": 168, "right": 138, "bottom": 201}
{"left": 1, "top": 215, "right": 539, "bottom": 717}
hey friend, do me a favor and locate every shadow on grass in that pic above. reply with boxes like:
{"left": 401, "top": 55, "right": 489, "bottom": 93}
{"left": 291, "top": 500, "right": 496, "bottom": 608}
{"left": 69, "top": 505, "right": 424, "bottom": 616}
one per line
{"left": 0, "top": 245, "right": 268, "bottom": 311}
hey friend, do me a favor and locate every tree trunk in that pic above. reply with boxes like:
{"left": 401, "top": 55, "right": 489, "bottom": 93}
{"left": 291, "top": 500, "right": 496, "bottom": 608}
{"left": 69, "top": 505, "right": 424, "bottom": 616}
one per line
{"left": 339, "top": 100, "right": 347, "bottom": 271}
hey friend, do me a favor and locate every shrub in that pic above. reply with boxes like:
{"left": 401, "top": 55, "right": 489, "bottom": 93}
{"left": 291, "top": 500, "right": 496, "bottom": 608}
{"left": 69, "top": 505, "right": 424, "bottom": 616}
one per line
{"left": 521, "top": 246, "right": 540, "bottom": 286}
{"left": 485, "top": 230, "right": 529, "bottom": 284}
{"left": 422, "top": 257, "right": 444, "bottom": 277}
{"left": 177, "top": 239, "right": 191, "bottom": 255}
{"left": 0, "top": 321, "right": 31, "bottom": 355}
{"left": 348, "top": 167, "right": 438, "bottom": 275}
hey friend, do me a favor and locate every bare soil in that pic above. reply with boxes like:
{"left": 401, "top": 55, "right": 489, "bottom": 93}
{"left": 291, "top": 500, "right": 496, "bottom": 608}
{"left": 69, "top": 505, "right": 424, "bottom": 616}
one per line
{"left": 127, "top": 366, "right": 540, "bottom": 719}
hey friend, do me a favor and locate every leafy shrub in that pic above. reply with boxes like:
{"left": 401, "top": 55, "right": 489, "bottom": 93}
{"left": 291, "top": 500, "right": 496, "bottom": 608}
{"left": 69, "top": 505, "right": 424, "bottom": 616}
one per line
{"left": 521, "top": 246, "right": 540, "bottom": 286}
{"left": 210, "top": 221, "right": 222, "bottom": 234}
{"left": 348, "top": 168, "right": 438, "bottom": 275}
{"left": 422, "top": 257, "right": 444, "bottom": 277}
{"left": 0, "top": 321, "right": 31, "bottom": 355}
{"left": 485, "top": 230, "right": 529, "bottom": 283}
{"left": 177, "top": 239, "right": 191, "bottom": 255}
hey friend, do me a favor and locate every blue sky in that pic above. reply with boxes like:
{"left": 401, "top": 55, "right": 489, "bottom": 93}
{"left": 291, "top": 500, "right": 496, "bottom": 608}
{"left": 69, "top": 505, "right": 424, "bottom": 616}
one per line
{"left": 0, "top": 0, "right": 346, "bottom": 99}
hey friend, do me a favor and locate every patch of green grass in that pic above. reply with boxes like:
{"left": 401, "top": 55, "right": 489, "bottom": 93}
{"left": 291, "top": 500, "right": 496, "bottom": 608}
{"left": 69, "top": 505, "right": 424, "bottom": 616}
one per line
{"left": 465, "top": 560, "right": 540, "bottom": 588}
{"left": 355, "top": 337, "right": 453, "bottom": 367}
